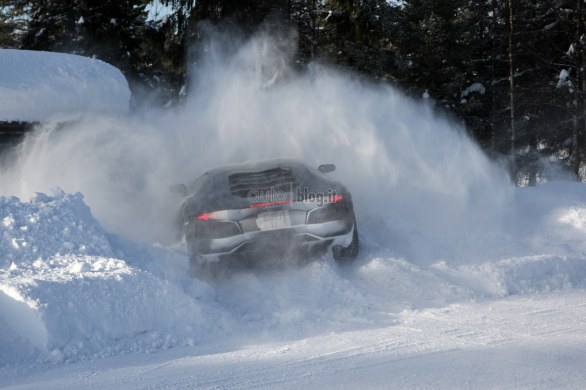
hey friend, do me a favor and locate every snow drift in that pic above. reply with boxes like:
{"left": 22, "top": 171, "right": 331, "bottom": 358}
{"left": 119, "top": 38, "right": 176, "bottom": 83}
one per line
{"left": 0, "top": 191, "right": 210, "bottom": 365}
{"left": 0, "top": 49, "right": 130, "bottom": 122}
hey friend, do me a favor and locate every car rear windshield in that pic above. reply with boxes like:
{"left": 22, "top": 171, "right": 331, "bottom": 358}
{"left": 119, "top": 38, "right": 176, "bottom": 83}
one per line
{"left": 228, "top": 167, "right": 298, "bottom": 198}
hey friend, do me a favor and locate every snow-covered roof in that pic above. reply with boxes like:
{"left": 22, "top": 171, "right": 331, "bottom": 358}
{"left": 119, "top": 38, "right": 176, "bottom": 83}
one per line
{"left": 0, "top": 49, "right": 130, "bottom": 122}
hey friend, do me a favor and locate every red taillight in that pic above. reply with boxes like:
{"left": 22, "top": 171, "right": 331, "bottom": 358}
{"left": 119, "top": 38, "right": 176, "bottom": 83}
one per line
{"left": 249, "top": 200, "right": 293, "bottom": 209}
{"left": 197, "top": 212, "right": 210, "bottom": 221}
{"left": 333, "top": 194, "right": 343, "bottom": 203}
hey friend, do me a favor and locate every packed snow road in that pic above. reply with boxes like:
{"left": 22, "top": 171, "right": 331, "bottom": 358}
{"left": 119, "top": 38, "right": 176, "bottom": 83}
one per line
{"left": 3, "top": 291, "right": 586, "bottom": 389}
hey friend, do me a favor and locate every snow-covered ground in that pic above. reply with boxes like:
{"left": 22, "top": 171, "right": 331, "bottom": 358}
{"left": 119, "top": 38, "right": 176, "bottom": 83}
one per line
{"left": 1, "top": 184, "right": 586, "bottom": 389}
{"left": 1, "top": 33, "right": 586, "bottom": 388}
{"left": 4, "top": 292, "right": 586, "bottom": 389}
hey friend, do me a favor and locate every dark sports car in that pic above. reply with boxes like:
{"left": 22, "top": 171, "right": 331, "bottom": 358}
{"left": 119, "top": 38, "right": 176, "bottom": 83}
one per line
{"left": 173, "top": 159, "right": 358, "bottom": 274}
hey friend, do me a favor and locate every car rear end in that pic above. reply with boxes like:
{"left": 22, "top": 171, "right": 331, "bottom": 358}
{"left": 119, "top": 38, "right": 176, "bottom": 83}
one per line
{"left": 183, "top": 163, "right": 356, "bottom": 264}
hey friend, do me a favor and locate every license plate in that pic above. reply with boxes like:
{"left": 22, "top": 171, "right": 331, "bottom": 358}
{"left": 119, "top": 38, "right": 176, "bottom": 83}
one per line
{"left": 256, "top": 210, "right": 291, "bottom": 231}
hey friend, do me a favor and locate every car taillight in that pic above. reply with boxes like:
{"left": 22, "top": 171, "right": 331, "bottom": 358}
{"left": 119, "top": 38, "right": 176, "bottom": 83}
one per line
{"left": 197, "top": 212, "right": 211, "bottom": 221}
{"left": 306, "top": 201, "right": 347, "bottom": 224}
{"left": 189, "top": 212, "right": 240, "bottom": 237}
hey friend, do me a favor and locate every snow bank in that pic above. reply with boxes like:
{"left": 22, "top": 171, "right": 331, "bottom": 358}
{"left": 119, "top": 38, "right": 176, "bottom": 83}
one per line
{"left": 0, "top": 49, "right": 130, "bottom": 122}
{"left": 0, "top": 190, "right": 112, "bottom": 265}
{"left": 0, "top": 192, "right": 209, "bottom": 364}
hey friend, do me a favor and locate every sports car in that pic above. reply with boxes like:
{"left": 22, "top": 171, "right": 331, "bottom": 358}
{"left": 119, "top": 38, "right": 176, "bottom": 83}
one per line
{"left": 173, "top": 159, "right": 358, "bottom": 274}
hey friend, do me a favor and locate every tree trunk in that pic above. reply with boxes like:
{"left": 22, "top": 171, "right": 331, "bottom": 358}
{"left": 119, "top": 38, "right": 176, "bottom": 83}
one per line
{"left": 574, "top": 0, "right": 586, "bottom": 179}
{"left": 572, "top": 114, "right": 579, "bottom": 176}
{"left": 490, "top": 0, "right": 498, "bottom": 153}
{"left": 508, "top": 0, "right": 516, "bottom": 182}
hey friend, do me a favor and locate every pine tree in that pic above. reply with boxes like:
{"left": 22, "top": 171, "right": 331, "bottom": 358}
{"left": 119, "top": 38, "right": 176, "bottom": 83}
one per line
{"left": 498, "top": 0, "right": 576, "bottom": 183}
{"left": 550, "top": 0, "right": 586, "bottom": 178}
{"left": 20, "top": 0, "right": 149, "bottom": 75}
{"left": 314, "top": 0, "right": 398, "bottom": 79}
{"left": 394, "top": 1, "right": 481, "bottom": 123}
{"left": 0, "top": 1, "right": 26, "bottom": 47}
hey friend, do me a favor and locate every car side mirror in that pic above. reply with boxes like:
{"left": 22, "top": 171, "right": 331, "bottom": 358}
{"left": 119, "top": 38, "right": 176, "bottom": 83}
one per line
{"left": 318, "top": 164, "right": 336, "bottom": 174}
{"left": 169, "top": 183, "right": 188, "bottom": 196}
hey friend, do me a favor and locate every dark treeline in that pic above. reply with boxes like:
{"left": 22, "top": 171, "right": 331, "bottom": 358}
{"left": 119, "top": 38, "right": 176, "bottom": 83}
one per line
{"left": 1, "top": 0, "right": 585, "bottom": 184}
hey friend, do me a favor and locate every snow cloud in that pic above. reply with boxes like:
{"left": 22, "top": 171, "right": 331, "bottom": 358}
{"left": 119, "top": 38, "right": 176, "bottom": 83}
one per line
{"left": 1, "top": 28, "right": 511, "bottom": 260}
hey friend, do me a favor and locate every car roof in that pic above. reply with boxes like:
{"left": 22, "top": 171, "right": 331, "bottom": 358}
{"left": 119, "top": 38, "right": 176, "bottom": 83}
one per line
{"left": 203, "top": 158, "right": 308, "bottom": 177}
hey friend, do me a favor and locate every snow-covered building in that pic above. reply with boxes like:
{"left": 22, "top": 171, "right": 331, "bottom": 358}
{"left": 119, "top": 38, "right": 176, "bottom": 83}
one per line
{"left": 0, "top": 49, "right": 130, "bottom": 146}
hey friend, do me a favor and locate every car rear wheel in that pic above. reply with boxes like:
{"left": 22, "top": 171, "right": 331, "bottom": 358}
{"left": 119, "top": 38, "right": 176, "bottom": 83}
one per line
{"left": 333, "top": 222, "right": 359, "bottom": 264}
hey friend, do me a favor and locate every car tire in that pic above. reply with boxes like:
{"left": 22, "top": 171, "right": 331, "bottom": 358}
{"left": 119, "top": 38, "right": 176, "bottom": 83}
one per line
{"left": 333, "top": 222, "right": 359, "bottom": 264}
